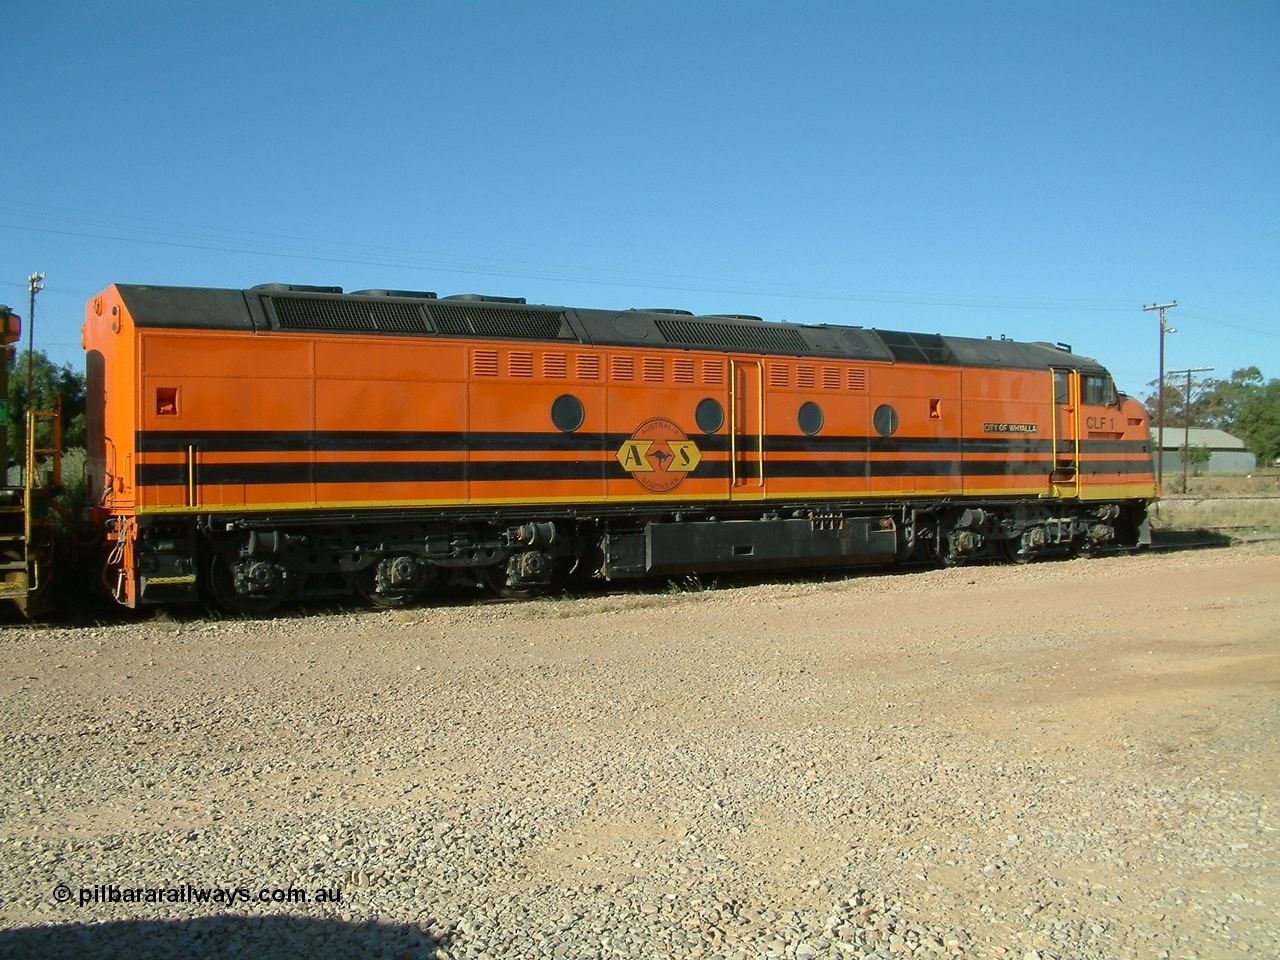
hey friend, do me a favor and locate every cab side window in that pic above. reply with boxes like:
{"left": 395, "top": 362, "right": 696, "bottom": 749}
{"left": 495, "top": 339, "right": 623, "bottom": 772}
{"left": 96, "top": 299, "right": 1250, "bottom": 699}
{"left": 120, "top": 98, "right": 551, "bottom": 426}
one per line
{"left": 1081, "top": 374, "right": 1116, "bottom": 406}
{"left": 1054, "top": 372, "right": 1069, "bottom": 405}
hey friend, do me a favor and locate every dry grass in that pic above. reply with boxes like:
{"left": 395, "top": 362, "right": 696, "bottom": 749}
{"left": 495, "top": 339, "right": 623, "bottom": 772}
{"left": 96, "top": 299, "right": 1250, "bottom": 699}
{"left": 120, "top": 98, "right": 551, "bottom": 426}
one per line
{"left": 1172, "top": 469, "right": 1280, "bottom": 498}
{"left": 1150, "top": 497, "right": 1280, "bottom": 534}
{"left": 1153, "top": 468, "right": 1280, "bottom": 534}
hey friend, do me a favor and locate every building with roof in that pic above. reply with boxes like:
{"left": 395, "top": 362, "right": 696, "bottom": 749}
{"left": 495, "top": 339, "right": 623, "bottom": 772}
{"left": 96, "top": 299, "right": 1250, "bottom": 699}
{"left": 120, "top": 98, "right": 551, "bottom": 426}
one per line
{"left": 1152, "top": 428, "right": 1257, "bottom": 475}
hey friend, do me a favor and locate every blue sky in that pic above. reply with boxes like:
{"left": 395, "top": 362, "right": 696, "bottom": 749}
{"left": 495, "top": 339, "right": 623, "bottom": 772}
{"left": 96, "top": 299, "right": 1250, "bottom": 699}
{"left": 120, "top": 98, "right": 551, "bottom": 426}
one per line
{"left": 3, "top": 0, "right": 1277, "bottom": 399}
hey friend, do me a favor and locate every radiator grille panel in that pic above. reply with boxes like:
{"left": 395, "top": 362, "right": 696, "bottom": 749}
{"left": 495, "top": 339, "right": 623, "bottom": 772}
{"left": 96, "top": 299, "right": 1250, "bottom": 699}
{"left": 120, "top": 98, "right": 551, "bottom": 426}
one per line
{"left": 878, "top": 329, "right": 952, "bottom": 364}
{"left": 655, "top": 318, "right": 810, "bottom": 352}
{"left": 429, "top": 304, "right": 570, "bottom": 340}
{"left": 269, "top": 296, "right": 432, "bottom": 333}
{"left": 265, "top": 294, "right": 571, "bottom": 341}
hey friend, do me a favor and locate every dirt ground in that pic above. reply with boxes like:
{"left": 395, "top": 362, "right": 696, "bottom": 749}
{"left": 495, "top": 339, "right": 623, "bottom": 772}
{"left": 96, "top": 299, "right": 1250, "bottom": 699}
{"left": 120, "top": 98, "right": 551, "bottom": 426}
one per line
{"left": 1, "top": 541, "right": 1278, "bottom": 959}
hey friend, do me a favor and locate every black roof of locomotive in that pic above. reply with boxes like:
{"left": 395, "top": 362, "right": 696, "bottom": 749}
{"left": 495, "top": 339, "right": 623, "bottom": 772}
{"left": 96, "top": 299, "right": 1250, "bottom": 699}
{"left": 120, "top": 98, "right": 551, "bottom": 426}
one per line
{"left": 110, "top": 283, "right": 1109, "bottom": 375}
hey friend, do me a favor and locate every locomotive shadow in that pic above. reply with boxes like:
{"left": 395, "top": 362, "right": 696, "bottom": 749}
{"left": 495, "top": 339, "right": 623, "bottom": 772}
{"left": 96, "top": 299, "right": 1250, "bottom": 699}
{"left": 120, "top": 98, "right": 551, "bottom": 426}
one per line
{"left": 0, "top": 914, "right": 445, "bottom": 960}
{"left": 4, "top": 539, "right": 1233, "bottom": 629}
{"left": 1149, "top": 527, "right": 1235, "bottom": 549}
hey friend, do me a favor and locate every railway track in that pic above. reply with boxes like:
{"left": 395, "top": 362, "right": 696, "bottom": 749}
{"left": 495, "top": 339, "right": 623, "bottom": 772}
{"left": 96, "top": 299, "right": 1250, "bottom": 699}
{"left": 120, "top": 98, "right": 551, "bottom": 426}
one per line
{"left": 9, "top": 534, "right": 1259, "bottom": 628}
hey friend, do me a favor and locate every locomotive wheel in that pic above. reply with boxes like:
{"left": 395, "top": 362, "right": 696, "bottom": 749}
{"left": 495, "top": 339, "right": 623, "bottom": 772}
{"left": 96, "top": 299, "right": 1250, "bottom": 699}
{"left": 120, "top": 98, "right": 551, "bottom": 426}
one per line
{"left": 1070, "top": 537, "right": 1096, "bottom": 559}
{"left": 1000, "top": 539, "right": 1031, "bottom": 565}
{"left": 935, "top": 539, "right": 966, "bottom": 568}
{"left": 480, "top": 558, "right": 575, "bottom": 601}
{"left": 354, "top": 563, "right": 434, "bottom": 608}
{"left": 481, "top": 563, "right": 539, "bottom": 601}
{"left": 207, "top": 554, "right": 288, "bottom": 616}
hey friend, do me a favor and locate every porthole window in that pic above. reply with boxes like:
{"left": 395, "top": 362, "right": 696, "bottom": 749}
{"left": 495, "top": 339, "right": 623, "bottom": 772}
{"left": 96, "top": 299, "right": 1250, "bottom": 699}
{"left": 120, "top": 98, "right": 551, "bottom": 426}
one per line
{"left": 873, "top": 403, "right": 898, "bottom": 437}
{"left": 550, "top": 394, "right": 585, "bottom": 433}
{"left": 695, "top": 397, "right": 724, "bottom": 434}
{"left": 798, "top": 401, "right": 824, "bottom": 436}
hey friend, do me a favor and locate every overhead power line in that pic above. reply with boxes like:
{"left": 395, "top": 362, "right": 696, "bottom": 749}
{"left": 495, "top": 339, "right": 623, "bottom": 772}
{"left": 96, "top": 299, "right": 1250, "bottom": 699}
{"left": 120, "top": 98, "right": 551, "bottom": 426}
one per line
{"left": 7, "top": 203, "right": 1275, "bottom": 334}
{"left": 1175, "top": 309, "right": 1278, "bottom": 340}
{"left": 1, "top": 213, "right": 1136, "bottom": 312}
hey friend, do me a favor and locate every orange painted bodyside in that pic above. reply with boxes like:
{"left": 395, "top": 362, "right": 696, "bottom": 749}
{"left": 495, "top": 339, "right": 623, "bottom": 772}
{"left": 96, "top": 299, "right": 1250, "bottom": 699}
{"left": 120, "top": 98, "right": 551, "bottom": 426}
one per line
{"left": 83, "top": 287, "right": 139, "bottom": 513}
{"left": 83, "top": 287, "right": 141, "bottom": 605}
{"left": 84, "top": 287, "right": 1156, "bottom": 532}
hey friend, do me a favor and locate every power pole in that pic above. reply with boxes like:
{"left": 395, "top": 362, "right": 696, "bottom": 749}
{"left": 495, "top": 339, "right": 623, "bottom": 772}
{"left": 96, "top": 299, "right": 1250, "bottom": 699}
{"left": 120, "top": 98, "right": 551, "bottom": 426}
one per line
{"left": 25, "top": 272, "right": 44, "bottom": 411}
{"left": 1167, "top": 366, "right": 1214, "bottom": 493}
{"left": 1143, "top": 301, "right": 1177, "bottom": 494}
{"left": 24, "top": 272, "right": 45, "bottom": 484}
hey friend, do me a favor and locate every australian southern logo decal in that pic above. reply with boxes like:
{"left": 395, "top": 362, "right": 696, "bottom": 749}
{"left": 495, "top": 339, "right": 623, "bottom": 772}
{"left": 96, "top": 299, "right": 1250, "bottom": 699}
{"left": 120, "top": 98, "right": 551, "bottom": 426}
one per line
{"left": 615, "top": 418, "right": 702, "bottom": 493}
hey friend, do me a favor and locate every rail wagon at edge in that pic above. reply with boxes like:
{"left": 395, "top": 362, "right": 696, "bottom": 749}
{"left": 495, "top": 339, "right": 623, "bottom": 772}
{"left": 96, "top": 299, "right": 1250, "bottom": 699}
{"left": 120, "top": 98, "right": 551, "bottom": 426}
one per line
{"left": 82, "top": 283, "right": 1156, "bottom": 613}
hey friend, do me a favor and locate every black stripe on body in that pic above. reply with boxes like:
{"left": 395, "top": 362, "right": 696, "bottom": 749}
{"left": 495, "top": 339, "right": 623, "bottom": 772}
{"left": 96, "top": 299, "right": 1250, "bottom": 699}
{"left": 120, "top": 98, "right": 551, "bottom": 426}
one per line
{"left": 137, "top": 429, "right": 1149, "bottom": 457}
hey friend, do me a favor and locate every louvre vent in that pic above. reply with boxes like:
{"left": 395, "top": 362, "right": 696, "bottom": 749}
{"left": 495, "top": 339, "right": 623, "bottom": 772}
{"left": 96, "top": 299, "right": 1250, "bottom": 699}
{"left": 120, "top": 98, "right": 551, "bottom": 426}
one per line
{"left": 655, "top": 318, "right": 810, "bottom": 352}
{"left": 611, "top": 356, "right": 634, "bottom": 381}
{"left": 769, "top": 363, "right": 790, "bottom": 388}
{"left": 268, "top": 295, "right": 432, "bottom": 333}
{"left": 428, "top": 303, "right": 571, "bottom": 340}
{"left": 473, "top": 350, "right": 499, "bottom": 377}
{"left": 673, "top": 358, "right": 694, "bottom": 383}
{"left": 797, "top": 366, "right": 816, "bottom": 389}
{"left": 642, "top": 357, "right": 664, "bottom": 382}
{"left": 877, "top": 329, "right": 952, "bottom": 365}
{"left": 702, "top": 360, "right": 725, "bottom": 385}
{"left": 822, "top": 366, "right": 841, "bottom": 390}
{"left": 543, "top": 353, "right": 567, "bottom": 378}
{"left": 847, "top": 367, "right": 867, "bottom": 391}
{"left": 576, "top": 355, "right": 601, "bottom": 380}
{"left": 508, "top": 351, "right": 533, "bottom": 378}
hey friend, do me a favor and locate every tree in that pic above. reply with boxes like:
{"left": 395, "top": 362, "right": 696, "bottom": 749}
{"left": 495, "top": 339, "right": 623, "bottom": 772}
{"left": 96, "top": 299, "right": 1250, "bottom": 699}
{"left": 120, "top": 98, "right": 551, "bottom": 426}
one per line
{"left": 1233, "top": 377, "right": 1280, "bottom": 467}
{"left": 1141, "top": 366, "right": 1280, "bottom": 466}
{"left": 1141, "top": 379, "right": 1190, "bottom": 429}
{"left": 1201, "top": 367, "right": 1265, "bottom": 432}
{"left": 1180, "top": 442, "right": 1212, "bottom": 477}
{"left": 6, "top": 349, "right": 86, "bottom": 470}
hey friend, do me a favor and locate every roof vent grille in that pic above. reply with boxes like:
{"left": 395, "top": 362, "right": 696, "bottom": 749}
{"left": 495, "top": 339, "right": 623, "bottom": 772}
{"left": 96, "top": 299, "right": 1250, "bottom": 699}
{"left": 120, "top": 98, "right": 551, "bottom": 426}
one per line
{"left": 427, "top": 304, "right": 571, "bottom": 340}
{"left": 655, "top": 318, "right": 810, "bottom": 352}
{"left": 876, "top": 330, "right": 953, "bottom": 364}
{"left": 268, "top": 295, "right": 432, "bottom": 333}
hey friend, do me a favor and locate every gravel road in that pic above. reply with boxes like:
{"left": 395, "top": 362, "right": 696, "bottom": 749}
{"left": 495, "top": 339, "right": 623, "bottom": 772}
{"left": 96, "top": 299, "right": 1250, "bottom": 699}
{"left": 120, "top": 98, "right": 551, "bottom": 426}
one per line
{"left": 1, "top": 543, "right": 1277, "bottom": 960}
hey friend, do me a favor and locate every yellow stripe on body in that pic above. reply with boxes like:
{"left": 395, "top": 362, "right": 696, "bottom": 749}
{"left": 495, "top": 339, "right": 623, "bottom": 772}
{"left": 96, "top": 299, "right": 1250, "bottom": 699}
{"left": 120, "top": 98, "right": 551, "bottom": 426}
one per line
{"left": 131, "top": 482, "right": 1152, "bottom": 517}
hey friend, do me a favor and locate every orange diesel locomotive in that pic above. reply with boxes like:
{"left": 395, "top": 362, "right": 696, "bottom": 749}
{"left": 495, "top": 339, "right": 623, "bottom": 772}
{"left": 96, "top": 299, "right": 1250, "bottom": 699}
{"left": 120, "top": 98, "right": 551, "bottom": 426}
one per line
{"left": 82, "top": 283, "right": 1155, "bottom": 612}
